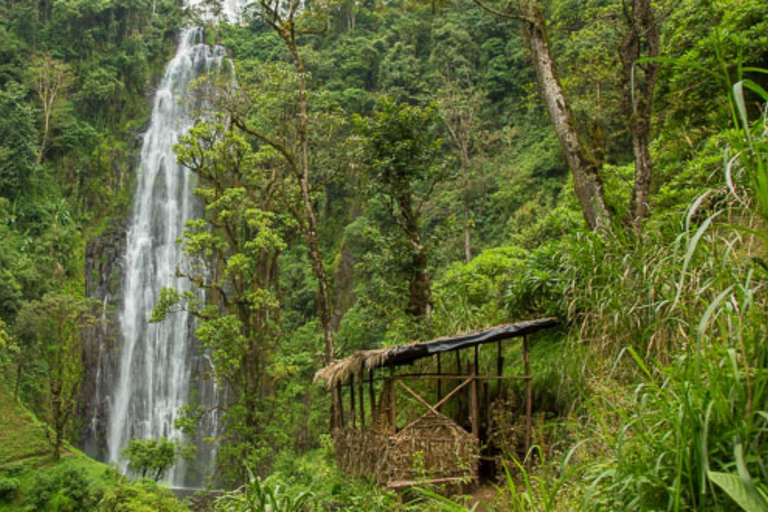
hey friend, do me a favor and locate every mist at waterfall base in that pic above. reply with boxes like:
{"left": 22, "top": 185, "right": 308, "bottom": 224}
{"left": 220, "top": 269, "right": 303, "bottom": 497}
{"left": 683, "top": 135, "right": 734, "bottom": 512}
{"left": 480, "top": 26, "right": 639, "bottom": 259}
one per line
{"left": 84, "top": 28, "right": 230, "bottom": 488}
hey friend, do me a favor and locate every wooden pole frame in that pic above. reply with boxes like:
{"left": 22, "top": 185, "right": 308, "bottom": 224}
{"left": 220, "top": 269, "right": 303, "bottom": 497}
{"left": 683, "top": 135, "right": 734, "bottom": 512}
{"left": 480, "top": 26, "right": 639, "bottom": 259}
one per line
{"left": 389, "top": 367, "right": 396, "bottom": 433}
{"left": 368, "top": 369, "right": 376, "bottom": 425}
{"left": 336, "top": 381, "right": 344, "bottom": 429}
{"left": 349, "top": 375, "right": 356, "bottom": 429}
{"left": 358, "top": 370, "right": 365, "bottom": 429}
{"left": 469, "top": 361, "right": 479, "bottom": 441}
{"left": 523, "top": 335, "right": 532, "bottom": 460}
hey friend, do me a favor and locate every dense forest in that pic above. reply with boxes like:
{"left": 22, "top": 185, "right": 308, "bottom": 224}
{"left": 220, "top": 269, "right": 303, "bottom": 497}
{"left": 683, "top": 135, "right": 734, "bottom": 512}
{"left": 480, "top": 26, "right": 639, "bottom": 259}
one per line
{"left": 1, "top": 0, "right": 767, "bottom": 508}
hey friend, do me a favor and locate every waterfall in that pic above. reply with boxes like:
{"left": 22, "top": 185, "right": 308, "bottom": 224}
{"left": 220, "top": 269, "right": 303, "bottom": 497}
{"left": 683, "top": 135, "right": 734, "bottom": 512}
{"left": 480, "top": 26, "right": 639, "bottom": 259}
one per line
{"left": 101, "top": 27, "right": 228, "bottom": 487}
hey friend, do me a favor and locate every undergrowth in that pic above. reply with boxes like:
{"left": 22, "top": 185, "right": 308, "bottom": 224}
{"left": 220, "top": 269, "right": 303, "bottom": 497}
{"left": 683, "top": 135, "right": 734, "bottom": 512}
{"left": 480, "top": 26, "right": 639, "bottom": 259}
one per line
{"left": 416, "top": 63, "right": 768, "bottom": 512}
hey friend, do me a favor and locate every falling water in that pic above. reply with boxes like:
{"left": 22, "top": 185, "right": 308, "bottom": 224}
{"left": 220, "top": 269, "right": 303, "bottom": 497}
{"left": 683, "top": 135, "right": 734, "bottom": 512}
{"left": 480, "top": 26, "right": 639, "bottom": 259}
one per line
{"left": 103, "top": 27, "right": 227, "bottom": 487}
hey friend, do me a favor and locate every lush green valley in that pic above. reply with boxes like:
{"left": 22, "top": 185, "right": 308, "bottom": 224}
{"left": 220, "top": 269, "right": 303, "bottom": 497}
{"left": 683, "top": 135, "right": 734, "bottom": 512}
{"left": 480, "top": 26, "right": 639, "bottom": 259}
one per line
{"left": 1, "top": 0, "right": 767, "bottom": 508}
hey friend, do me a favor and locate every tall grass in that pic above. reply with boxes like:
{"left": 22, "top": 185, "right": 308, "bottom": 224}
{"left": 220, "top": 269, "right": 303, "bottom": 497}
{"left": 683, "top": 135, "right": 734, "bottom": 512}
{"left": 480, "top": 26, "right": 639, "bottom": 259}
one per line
{"left": 566, "top": 63, "right": 768, "bottom": 509}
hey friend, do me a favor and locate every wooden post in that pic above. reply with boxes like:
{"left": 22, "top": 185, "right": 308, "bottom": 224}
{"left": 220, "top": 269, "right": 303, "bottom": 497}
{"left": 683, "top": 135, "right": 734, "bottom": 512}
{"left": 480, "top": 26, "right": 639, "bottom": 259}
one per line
{"left": 469, "top": 362, "right": 479, "bottom": 441}
{"left": 368, "top": 370, "right": 376, "bottom": 424}
{"left": 455, "top": 350, "right": 463, "bottom": 420}
{"left": 483, "top": 381, "right": 489, "bottom": 440}
{"left": 497, "top": 340, "right": 503, "bottom": 397}
{"left": 497, "top": 340, "right": 503, "bottom": 376}
{"left": 523, "top": 335, "right": 532, "bottom": 460}
{"left": 349, "top": 376, "right": 356, "bottom": 429}
{"left": 389, "top": 368, "right": 397, "bottom": 433}
{"left": 437, "top": 352, "right": 442, "bottom": 402}
{"left": 336, "top": 381, "right": 344, "bottom": 428}
{"left": 358, "top": 370, "right": 365, "bottom": 429}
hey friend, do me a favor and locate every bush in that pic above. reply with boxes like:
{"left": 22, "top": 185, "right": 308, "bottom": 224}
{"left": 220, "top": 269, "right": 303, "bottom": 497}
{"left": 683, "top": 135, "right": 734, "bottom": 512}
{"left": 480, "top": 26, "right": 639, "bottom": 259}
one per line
{"left": 26, "top": 466, "right": 101, "bottom": 512}
{"left": 97, "top": 477, "right": 189, "bottom": 512}
{"left": 0, "top": 476, "right": 19, "bottom": 501}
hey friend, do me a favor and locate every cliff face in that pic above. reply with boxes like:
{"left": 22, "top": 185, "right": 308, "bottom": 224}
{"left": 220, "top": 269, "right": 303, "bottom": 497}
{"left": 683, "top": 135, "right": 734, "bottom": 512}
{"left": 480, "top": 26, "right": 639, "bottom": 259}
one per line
{"left": 79, "top": 219, "right": 127, "bottom": 460}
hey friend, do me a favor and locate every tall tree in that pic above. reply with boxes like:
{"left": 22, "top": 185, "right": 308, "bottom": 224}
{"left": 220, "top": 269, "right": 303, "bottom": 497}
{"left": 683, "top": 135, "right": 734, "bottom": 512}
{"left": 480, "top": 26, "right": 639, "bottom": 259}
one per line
{"left": 431, "top": 20, "right": 484, "bottom": 262}
{"left": 0, "top": 82, "right": 38, "bottom": 199}
{"left": 159, "top": 120, "right": 286, "bottom": 477}
{"left": 620, "top": 0, "right": 659, "bottom": 230}
{"left": 241, "top": 0, "right": 336, "bottom": 369}
{"left": 357, "top": 99, "right": 450, "bottom": 318}
{"left": 27, "top": 55, "right": 74, "bottom": 164}
{"left": 473, "top": 0, "right": 613, "bottom": 231}
{"left": 14, "top": 293, "right": 98, "bottom": 460}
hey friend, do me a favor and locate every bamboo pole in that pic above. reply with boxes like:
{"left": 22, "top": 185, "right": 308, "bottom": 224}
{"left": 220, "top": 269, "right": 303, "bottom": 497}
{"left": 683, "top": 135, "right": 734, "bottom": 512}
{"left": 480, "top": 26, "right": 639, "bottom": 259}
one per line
{"left": 336, "top": 381, "right": 344, "bottom": 428}
{"left": 523, "top": 335, "right": 532, "bottom": 460}
{"left": 497, "top": 339, "right": 503, "bottom": 397}
{"left": 437, "top": 352, "right": 442, "bottom": 401}
{"left": 455, "top": 350, "right": 463, "bottom": 420}
{"left": 389, "top": 367, "right": 396, "bottom": 433}
{"left": 469, "top": 362, "right": 479, "bottom": 441}
{"left": 392, "top": 374, "right": 531, "bottom": 381}
{"left": 368, "top": 369, "right": 376, "bottom": 424}
{"left": 358, "top": 370, "right": 365, "bottom": 429}
{"left": 349, "top": 376, "right": 356, "bottom": 429}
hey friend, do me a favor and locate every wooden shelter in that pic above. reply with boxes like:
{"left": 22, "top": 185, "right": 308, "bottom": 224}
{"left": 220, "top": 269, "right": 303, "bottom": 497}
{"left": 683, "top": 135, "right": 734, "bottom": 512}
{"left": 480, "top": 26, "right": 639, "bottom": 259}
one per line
{"left": 314, "top": 318, "right": 559, "bottom": 489}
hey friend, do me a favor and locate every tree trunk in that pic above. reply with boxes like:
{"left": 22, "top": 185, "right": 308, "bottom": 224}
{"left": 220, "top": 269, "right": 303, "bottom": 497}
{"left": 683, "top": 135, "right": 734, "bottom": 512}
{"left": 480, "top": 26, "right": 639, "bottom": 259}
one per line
{"left": 403, "top": 209, "right": 431, "bottom": 318}
{"left": 52, "top": 393, "right": 62, "bottom": 460}
{"left": 285, "top": 39, "right": 335, "bottom": 368}
{"left": 620, "top": 0, "right": 659, "bottom": 231}
{"left": 460, "top": 150, "right": 473, "bottom": 263}
{"left": 520, "top": 0, "right": 612, "bottom": 232}
{"left": 283, "top": 31, "right": 339, "bottom": 428}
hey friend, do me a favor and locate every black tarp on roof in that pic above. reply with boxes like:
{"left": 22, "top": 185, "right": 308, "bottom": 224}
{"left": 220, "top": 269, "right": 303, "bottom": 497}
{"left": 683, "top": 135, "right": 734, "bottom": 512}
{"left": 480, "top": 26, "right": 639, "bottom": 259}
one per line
{"left": 315, "top": 318, "right": 560, "bottom": 387}
{"left": 382, "top": 317, "right": 560, "bottom": 368}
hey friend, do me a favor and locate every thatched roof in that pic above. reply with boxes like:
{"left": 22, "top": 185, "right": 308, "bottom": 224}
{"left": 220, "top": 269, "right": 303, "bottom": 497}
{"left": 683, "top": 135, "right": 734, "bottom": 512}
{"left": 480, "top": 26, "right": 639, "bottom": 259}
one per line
{"left": 314, "top": 318, "right": 559, "bottom": 388}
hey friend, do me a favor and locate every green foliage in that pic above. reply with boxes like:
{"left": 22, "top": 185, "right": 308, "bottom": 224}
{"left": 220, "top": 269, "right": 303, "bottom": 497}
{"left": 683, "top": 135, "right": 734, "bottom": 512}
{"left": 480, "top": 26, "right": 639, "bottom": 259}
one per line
{"left": 26, "top": 466, "right": 99, "bottom": 511}
{"left": 0, "top": 81, "right": 39, "bottom": 199}
{"left": 13, "top": 293, "right": 99, "bottom": 459}
{"left": 357, "top": 98, "right": 451, "bottom": 205}
{"left": 97, "top": 477, "right": 188, "bottom": 512}
{"left": 212, "top": 468, "right": 314, "bottom": 512}
{"left": 120, "top": 438, "right": 188, "bottom": 482}
{"left": 267, "top": 449, "right": 401, "bottom": 511}
{"left": 708, "top": 470, "right": 768, "bottom": 512}
{"left": 0, "top": 478, "right": 19, "bottom": 501}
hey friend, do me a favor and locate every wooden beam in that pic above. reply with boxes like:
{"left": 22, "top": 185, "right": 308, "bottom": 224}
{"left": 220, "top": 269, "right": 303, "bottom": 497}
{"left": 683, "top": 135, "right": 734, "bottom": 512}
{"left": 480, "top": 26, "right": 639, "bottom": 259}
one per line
{"left": 483, "top": 381, "right": 490, "bottom": 441}
{"left": 523, "top": 335, "right": 532, "bottom": 461}
{"left": 497, "top": 339, "right": 503, "bottom": 397}
{"left": 398, "top": 378, "right": 473, "bottom": 433}
{"left": 456, "top": 350, "right": 463, "bottom": 421}
{"left": 437, "top": 352, "right": 442, "bottom": 401}
{"left": 358, "top": 370, "right": 365, "bottom": 429}
{"left": 432, "top": 377, "right": 473, "bottom": 411}
{"left": 396, "top": 380, "right": 440, "bottom": 416}
{"left": 336, "top": 381, "right": 344, "bottom": 428}
{"left": 497, "top": 340, "right": 503, "bottom": 376}
{"left": 469, "top": 363, "right": 479, "bottom": 441}
{"left": 394, "top": 374, "right": 531, "bottom": 381}
{"left": 349, "top": 375, "right": 356, "bottom": 428}
{"left": 387, "top": 477, "right": 472, "bottom": 490}
{"left": 389, "top": 367, "right": 396, "bottom": 433}
{"left": 368, "top": 369, "right": 376, "bottom": 424}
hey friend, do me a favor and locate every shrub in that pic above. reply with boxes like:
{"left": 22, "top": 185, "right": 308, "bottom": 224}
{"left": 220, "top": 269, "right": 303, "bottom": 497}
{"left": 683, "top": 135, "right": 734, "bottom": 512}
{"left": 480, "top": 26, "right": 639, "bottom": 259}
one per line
{"left": 0, "top": 477, "right": 19, "bottom": 501}
{"left": 26, "top": 466, "right": 100, "bottom": 511}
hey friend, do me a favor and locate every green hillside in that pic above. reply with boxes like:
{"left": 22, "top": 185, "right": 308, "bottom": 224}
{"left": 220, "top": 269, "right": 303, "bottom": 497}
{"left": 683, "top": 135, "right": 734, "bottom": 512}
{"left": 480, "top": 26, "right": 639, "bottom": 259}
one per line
{"left": 0, "top": 383, "right": 186, "bottom": 511}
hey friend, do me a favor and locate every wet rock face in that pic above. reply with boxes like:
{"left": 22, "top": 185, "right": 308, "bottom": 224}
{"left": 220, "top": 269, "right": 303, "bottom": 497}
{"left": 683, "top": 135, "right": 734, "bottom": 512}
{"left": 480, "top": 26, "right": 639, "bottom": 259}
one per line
{"left": 79, "top": 219, "right": 128, "bottom": 460}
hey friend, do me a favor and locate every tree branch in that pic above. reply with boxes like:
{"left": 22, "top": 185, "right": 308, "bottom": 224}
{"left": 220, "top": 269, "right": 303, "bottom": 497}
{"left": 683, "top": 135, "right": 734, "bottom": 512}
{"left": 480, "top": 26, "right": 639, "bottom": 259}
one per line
{"left": 472, "top": 0, "right": 537, "bottom": 24}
